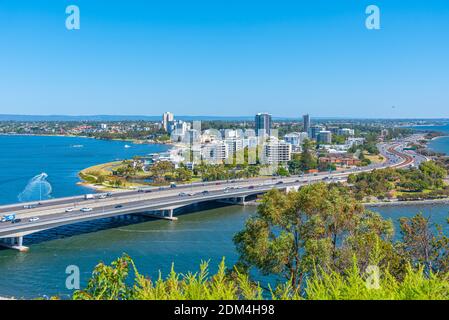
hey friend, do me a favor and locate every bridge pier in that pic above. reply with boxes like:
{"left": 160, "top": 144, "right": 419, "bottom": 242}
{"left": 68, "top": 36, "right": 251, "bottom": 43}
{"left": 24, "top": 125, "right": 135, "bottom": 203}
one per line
{"left": 136, "top": 208, "right": 178, "bottom": 221}
{"left": 0, "top": 236, "right": 29, "bottom": 252}
{"left": 234, "top": 196, "right": 247, "bottom": 205}
{"left": 161, "top": 209, "right": 178, "bottom": 221}
{"left": 217, "top": 196, "right": 247, "bottom": 206}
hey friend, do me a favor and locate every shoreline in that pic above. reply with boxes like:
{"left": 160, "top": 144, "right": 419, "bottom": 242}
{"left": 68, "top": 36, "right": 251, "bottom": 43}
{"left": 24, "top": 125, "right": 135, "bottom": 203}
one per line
{"left": 430, "top": 134, "right": 449, "bottom": 142}
{"left": 0, "top": 132, "right": 176, "bottom": 147}
{"left": 245, "top": 198, "right": 449, "bottom": 207}
{"left": 365, "top": 198, "right": 449, "bottom": 207}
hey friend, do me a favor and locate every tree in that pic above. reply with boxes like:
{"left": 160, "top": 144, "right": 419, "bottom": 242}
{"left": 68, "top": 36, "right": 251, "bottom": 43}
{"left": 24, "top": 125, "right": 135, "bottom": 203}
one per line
{"left": 288, "top": 153, "right": 303, "bottom": 175}
{"left": 398, "top": 213, "right": 449, "bottom": 275}
{"left": 332, "top": 135, "right": 346, "bottom": 145}
{"left": 174, "top": 164, "right": 192, "bottom": 182}
{"left": 233, "top": 183, "right": 395, "bottom": 290}
{"left": 419, "top": 161, "right": 447, "bottom": 188}
{"left": 151, "top": 161, "right": 175, "bottom": 183}
{"left": 276, "top": 166, "right": 290, "bottom": 177}
{"left": 299, "top": 139, "right": 317, "bottom": 172}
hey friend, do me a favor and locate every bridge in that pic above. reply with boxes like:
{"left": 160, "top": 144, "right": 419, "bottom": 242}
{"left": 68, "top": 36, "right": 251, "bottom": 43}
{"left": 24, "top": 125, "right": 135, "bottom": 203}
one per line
{"left": 0, "top": 141, "right": 417, "bottom": 252}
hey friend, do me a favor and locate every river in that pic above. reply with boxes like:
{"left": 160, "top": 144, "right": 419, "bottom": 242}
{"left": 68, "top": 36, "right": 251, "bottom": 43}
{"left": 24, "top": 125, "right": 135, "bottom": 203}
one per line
{"left": 0, "top": 134, "right": 449, "bottom": 298}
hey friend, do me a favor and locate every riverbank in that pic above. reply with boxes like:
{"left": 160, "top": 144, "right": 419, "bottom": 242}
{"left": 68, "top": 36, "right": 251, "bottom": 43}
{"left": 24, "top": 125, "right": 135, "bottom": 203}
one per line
{"left": 244, "top": 197, "right": 449, "bottom": 207}
{"left": 0, "top": 132, "right": 176, "bottom": 147}
{"left": 78, "top": 160, "right": 151, "bottom": 191}
{"left": 365, "top": 198, "right": 449, "bottom": 207}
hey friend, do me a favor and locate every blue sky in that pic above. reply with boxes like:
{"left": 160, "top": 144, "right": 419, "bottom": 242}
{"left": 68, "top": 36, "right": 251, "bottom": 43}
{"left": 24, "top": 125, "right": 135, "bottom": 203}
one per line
{"left": 0, "top": 0, "right": 448, "bottom": 118}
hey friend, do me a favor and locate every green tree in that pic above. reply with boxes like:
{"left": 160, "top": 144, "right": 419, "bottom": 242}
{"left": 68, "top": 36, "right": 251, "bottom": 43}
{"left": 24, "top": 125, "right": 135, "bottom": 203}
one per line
{"left": 276, "top": 166, "right": 290, "bottom": 177}
{"left": 233, "top": 183, "right": 395, "bottom": 290}
{"left": 299, "top": 139, "right": 317, "bottom": 172}
{"left": 174, "top": 164, "right": 192, "bottom": 182}
{"left": 151, "top": 161, "right": 175, "bottom": 183}
{"left": 398, "top": 213, "right": 449, "bottom": 274}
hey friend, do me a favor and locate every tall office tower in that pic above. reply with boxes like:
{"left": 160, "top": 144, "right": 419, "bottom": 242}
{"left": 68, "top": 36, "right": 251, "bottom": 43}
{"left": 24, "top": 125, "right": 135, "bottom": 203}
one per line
{"left": 303, "top": 114, "right": 310, "bottom": 133}
{"left": 162, "top": 112, "right": 174, "bottom": 132}
{"left": 255, "top": 113, "right": 272, "bottom": 136}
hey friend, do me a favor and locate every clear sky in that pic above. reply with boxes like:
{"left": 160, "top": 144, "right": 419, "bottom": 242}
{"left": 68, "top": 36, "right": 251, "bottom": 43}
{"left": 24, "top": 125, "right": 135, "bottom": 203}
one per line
{"left": 0, "top": 0, "right": 448, "bottom": 118}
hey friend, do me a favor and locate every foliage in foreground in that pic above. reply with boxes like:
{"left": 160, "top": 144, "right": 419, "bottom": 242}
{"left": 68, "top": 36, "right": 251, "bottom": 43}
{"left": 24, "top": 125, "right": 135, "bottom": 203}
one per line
{"left": 73, "top": 254, "right": 449, "bottom": 300}
{"left": 73, "top": 256, "right": 263, "bottom": 300}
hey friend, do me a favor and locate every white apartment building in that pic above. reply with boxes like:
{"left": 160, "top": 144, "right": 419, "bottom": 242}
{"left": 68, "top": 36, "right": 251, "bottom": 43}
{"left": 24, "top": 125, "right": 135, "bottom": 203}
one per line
{"left": 346, "top": 137, "right": 365, "bottom": 147}
{"left": 284, "top": 132, "right": 308, "bottom": 147}
{"left": 263, "top": 140, "right": 292, "bottom": 165}
{"left": 201, "top": 141, "right": 227, "bottom": 164}
{"left": 224, "top": 137, "right": 244, "bottom": 156}
{"left": 243, "top": 136, "right": 259, "bottom": 149}
{"left": 170, "top": 120, "right": 191, "bottom": 141}
{"left": 337, "top": 128, "right": 355, "bottom": 136}
{"left": 162, "top": 112, "right": 174, "bottom": 132}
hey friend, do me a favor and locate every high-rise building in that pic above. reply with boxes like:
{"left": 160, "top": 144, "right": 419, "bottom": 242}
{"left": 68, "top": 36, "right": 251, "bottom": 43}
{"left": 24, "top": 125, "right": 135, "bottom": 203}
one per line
{"left": 170, "top": 120, "right": 191, "bottom": 141}
{"left": 162, "top": 112, "right": 174, "bottom": 132}
{"left": 309, "top": 125, "right": 326, "bottom": 140}
{"left": 255, "top": 113, "right": 272, "bottom": 136}
{"left": 224, "top": 137, "right": 244, "bottom": 156}
{"left": 317, "top": 130, "right": 332, "bottom": 144}
{"left": 263, "top": 140, "right": 292, "bottom": 164}
{"left": 201, "top": 141, "right": 227, "bottom": 164}
{"left": 303, "top": 114, "right": 311, "bottom": 133}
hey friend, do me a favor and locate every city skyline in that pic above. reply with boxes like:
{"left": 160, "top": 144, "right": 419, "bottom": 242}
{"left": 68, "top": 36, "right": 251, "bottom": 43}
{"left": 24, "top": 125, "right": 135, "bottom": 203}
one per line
{"left": 1, "top": 1, "right": 448, "bottom": 118}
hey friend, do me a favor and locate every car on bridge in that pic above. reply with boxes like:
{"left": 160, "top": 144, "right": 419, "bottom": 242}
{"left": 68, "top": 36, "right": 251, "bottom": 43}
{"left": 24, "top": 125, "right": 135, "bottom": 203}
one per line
{"left": 115, "top": 205, "right": 123, "bottom": 209}
{"left": 23, "top": 204, "right": 38, "bottom": 209}
{"left": 65, "top": 207, "right": 75, "bottom": 212}
{"left": 80, "top": 207, "right": 93, "bottom": 212}
{"left": 1, "top": 214, "right": 16, "bottom": 223}
{"left": 11, "top": 218, "right": 22, "bottom": 224}
{"left": 29, "top": 217, "right": 40, "bottom": 222}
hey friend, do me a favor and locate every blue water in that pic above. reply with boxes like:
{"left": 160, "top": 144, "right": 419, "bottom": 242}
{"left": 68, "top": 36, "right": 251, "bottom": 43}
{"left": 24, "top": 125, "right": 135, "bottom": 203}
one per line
{"left": 0, "top": 135, "right": 448, "bottom": 299}
{"left": 409, "top": 124, "right": 449, "bottom": 134}
{"left": 0, "top": 135, "right": 169, "bottom": 205}
{"left": 410, "top": 124, "right": 449, "bottom": 155}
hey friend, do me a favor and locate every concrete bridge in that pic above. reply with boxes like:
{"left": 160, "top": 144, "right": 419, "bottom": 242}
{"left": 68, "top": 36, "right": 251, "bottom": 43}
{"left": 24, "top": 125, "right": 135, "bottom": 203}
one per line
{"left": 0, "top": 142, "right": 415, "bottom": 251}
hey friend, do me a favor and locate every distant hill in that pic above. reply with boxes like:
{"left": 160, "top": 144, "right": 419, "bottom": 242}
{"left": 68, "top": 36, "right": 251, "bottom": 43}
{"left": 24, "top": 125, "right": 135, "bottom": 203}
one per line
{"left": 0, "top": 114, "right": 288, "bottom": 122}
{"left": 0, "top": 114, "right": 254, "bottom": 122}
{"left": 0, "top": 114, "right": 447, "bottom": 122}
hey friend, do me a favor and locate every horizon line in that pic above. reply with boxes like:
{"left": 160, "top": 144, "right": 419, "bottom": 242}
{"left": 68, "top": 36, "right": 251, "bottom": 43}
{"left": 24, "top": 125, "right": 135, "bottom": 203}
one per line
{"left": 0, "top": 113, "right": 448, "bottom": 121}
